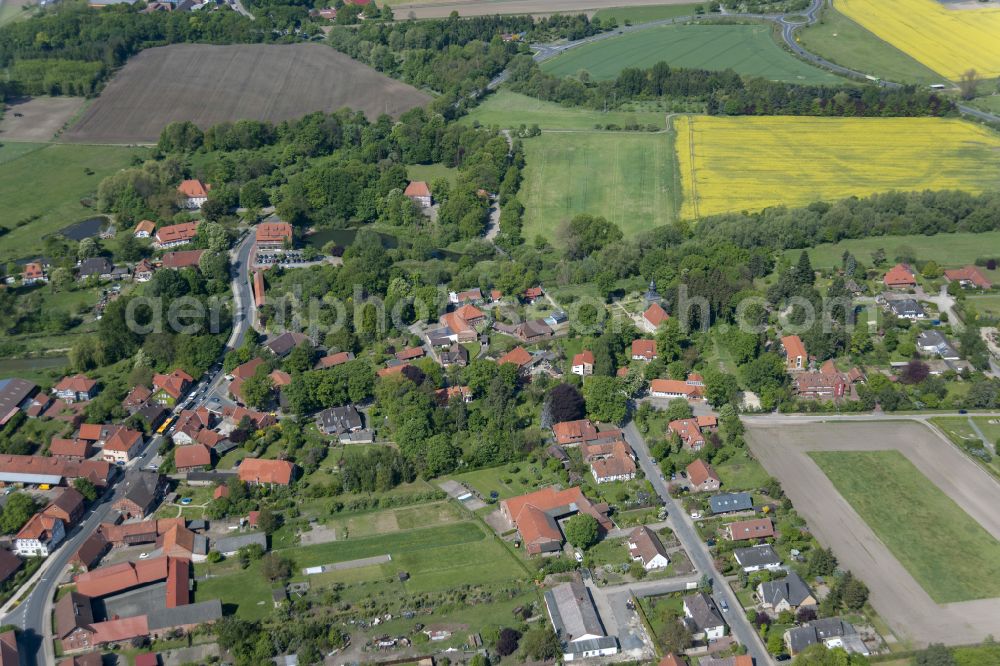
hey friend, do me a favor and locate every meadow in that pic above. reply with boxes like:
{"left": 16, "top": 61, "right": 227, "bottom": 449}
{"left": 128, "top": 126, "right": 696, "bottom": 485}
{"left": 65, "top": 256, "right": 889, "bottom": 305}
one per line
{"left": 464, "top": 90, "right": 665, "bottom": 130}
{"left": 798, "top": 5, "right": 944, "bottom": 85}
{"left": 810, "top": 450, "right": 1000, "bottom": 603}
{"left": 0, "top": 142, "right": 145, "bottom": 263}
{"left": 541, "top": 23, "right": 843, "bottom": 83}
{"left": 592, "top": 3, "right": 701, "bottom": 24}
{"left": 787, "top": 231, "right": 1000, "bottom": 274}
{"left": 674, "top": 116, "right": 1000, "bottom": 218}
{"left": 521, "top": 131, "right": 677, "bottom": 241}
{"left": 836, "top": 0, "right": 1000, "bottom": 79}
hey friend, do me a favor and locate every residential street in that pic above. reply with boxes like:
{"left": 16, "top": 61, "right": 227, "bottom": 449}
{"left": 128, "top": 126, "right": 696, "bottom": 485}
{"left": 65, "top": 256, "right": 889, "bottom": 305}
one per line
{"left": 622, "top": 420, "right": 775, "bottom": 666}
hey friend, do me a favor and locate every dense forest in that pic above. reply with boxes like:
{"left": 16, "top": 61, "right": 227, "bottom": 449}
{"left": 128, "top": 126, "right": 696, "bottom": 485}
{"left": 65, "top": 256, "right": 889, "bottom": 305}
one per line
{"left": 506, "top": 55, "right": 957, "bottom": 117}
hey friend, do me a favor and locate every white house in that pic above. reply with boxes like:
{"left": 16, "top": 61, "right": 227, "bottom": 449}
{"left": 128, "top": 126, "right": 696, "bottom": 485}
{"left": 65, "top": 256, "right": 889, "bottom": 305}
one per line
{"left": 627, "top": 526, "right": 670, "bottom": 570}
{"left": 544, "top": 582, "right": 618, "bottom": 661}
{"left": 15, "top": 513, "right": 65, "bottom": 557}
{"left": 177, "top": 179, "right": 210, "bottom": 209}
{"left": 683, "top": 593, "right": 726, "bottom": 641}
{"left": 571, "top": 351, "right": 594, "bottom": 377}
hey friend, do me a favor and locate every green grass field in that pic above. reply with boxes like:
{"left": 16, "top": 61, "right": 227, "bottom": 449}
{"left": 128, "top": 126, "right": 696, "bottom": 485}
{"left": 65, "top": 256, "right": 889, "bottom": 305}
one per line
{"left": 449, "top": 462, "right": 565, "bottom": 500}
{"left": 542, "top": 23, "right": 844, "bottom": 83}
{"left": 323, "top": 501, "right": 461, "bottom": 538}
{"left": 0, "top": 142, "right": 144, "bottom": 263}
{"left": 521, "top": 131, "right": 676, "bottom": 242}
{"left": 797, "top": 5, "right": 944, "bottom": 85}
{"left": 714, "top": 458, "right": 771, "bottom": 491}
{"left": 788, "top": 231, "right": 1000, "bottom": 275}
{"left": 592, "top": 3, "right": 701, "bottom": 24}
{"left": 810, "top": 450, "right": 1000, "bottom": 603}
{"left": 406, "top": 163, "right": 457, "bottom": 186}
{"left": 464, "top": 90, "right": 665, "bottom": 130}
{"left": 968, "top": 294, "right": 1000, "bottom": 319}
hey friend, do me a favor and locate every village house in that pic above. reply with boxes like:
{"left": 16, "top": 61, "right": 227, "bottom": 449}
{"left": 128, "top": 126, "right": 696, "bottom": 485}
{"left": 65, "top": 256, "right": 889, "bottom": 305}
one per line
{"left": 649, "top": 377, "right": 704, "bottom": 400}
{"left": 175, "top": 443, "right": 213, "bottom": 471}
{"left": 404, "top": 181, "right": 432, "bottom": 207}
{"left": 733, "top": 544, "right": 782, "bottom": 573}
{"left": 53, "top": 374, "right": 98, "bottom": 403}
{"left": 669, "top": 418, "right": 707, "bottom": 451}
{"left": 543, "top": 581, "right": 619, "bottom": 661}
{"left": 449, "top": 288, "right": 482, "bottom": 305}
{"left": 631, "top": 339, "right": 657, "bottom": 361}
{"left": 161, "top": 249, "right": 205, "bottom": 270}
{"left": 315, "top": 351, "right": 354, "bottom": 369}
{"left": 709, "top": 492, "right": 753, "bottom": 515}
{"left": 498, "top": 345, "right": 533, "bottom": 371}
{"left": 758, "top": 571, "right": 816, "bottom": 612}
{"left": 522, "top": 286, "right": 544, "bottom": 303}
{"left": 133, "top": 220, "right": 156, "bottom": 238}
{"left": 627, "top": 526, "right": 670, "bottom": 570}
{"left": 102, "top": 428, "right": 143, "bottom": 463}
{"left": 15, "top": 513, "right": 65, "bottom": 557}
{"left": 238, "top": 458, "right": 295, "bottom": 486}
{"left": 583, "top": 439, "right": 636, "bottom": 484}
{"left": 781, "top": 335, "right": 807, "bottom": 371}
{"left": 49, "top": 437, "right": 91, "bottom": 461}
{"left": 151, "top": 369, "right": 193, "bottom": 406}
{"left": 495, "top": 318, "right": 552, "bottom": 343}
{"left": 177, "top": 179, "right": 210, "bottom": 209}
{"left": 917, "top": 330, "right": 961, "bottom": 360}
{"left": 551, "top": 419, "right": 622, "bottom": 446}
{"left": 883, "top": 263, "right": 916, "bottom": 289}
{"left": 0, "top": 454, "right": 112, "bottom": 488}
{"left": 727, "top": 517, "right": 775, "bottom": 541}
{"left": 0, "top": 378, "right": 38, "bottom": 426}
{"left": 122, "top": 385, "right": 153, "bottom": 414}
{"left": 255, "top": 221, "right": 294, "bottom": 251}
{"left": 641, "top": 303, "right": 669, "bottom": 333}
{"left": 77, "top": 257, "right": 114, "bottom": 281}
{"left": 686, "top": 459, "right": 721, "bottom": 493}
{"left": 264, "top": 331, "right": 311, "bottom": 357}
{"left": 944, "top": 265, "right": 991, "bottom": 290}
{"left": 42, "top": 488, "right": 86, "bottom": 528}
{"left": 571, "top": 351, "right": 594, "bottom": 376}
{"left": 435, "top": 385, "right": 473, "bottom": 405}
{"left": 439, "top": 304, "right": 486, "bottom": 343}
{"left": 395, "top": 346, "right": 425, "bottom": 362}
{"left": 21, "top": 262, "right": 47, "bottom": 285}
{"left": 793, "top": 362, "right": 864, "bottom": 400}
{"left": 133, "top": 258, "right": 155, "bottom": 282}
{"left": 316, "top": 405, "right": 363, "bottom": 436}
{"left": 439, "top": 342, "right": 469, "bottom": 367}
{"left": 501, "top": 486, "right": 612, "bottom": 555}
{"left": 70, "top": 532, "right": 109, "bottom": 572}
{"left": 682, "top": 592, "right": 726, "bottom": 641}
{"left": 784, "top": 618, "right": 867, "bottom": 657}
{"left": 113, "top": 472, "right": 167, "bottom": 519}
{"left": 153, "top": 222, "right": 199, "bottom": 249}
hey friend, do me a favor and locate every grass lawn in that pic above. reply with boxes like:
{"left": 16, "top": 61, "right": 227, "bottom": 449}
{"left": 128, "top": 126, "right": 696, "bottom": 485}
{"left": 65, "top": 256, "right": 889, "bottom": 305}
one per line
{"left": 0, "top": 142, "right": 145, "bottom": 263}
{"left": 448, "top": 462, "right": 564, "bottom": 500}
{"left": 464, "top": 90, "right": 665, "bottom": 130}
{"left": 542, "top": 23, "right": 844, "bottom": 84}
{"left": 967, "top": 294, "right": 1000, "bottom": 319}
{"left": 521, "top": 131, "right": 676, "bottom": 243}
{"left": 797, "top": 5, "right": 943, "bottom": 85}
{"left": 970, "top": 95, "right": 1000, "bottom": 115}
{"left": 323, "top": 501, "right": 461, "bottom": 538}
{"left": 592, "top": 3, "right": 701, "bottom": 24}
{"left": 194, "top": 560, "right": 274, "bottom": 620}
{"left": 954, "top": 643, "right": 1000, "bottom": 666}
{"left": 809, "top": 449, "right": 1000, "bottom": 603}
{"left": 973, "top": 417, "right": 1000, "bottom": 447}
{"left": 714, "top": 456, "right": 770, "bottom": 491}
{"left": 406, "top": 163, "right": 457, "bottom": 186}
{"left": 787, "top": 231, "right": 1000, "bottom": 274}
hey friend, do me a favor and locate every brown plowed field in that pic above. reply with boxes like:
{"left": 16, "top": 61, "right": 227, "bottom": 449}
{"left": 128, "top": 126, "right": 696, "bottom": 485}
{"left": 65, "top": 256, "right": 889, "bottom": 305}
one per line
{"left": 63, "top": 43, "right": 431, "bottom": 144}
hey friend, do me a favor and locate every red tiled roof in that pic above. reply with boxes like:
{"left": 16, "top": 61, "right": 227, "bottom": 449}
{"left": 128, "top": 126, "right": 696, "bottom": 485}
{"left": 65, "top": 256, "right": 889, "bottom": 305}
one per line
{"left": 696, "top": 415, "right": 717, "bottom": 428}
{"left": 658, "top": 654, "right": 685, "bottom": 666}
{"left": 77, "top": 424, "right": 107, "bottom": 441}
{"left": 269, "top": 370, "right": 291, "bottom": 387}
{"left": 231, "top": 357, "right": 266, "bottom": 381}
{"left": 435, "top": 385, "right": 471, "bottom": 405}
{"left": 253, "top": 270, "right": 265, "bottom": 308}
{"left": 728, "top": 518, "right": 774, "bottom": 541}
{"left": 49, "top": 438, "right": 90, "bottom": 458}
{"left": 572, "top": 351, "right": 594, "bottom": 367}
{"left": 395, "top": 346, "right": 425, "bottom": 361}
{"left": 16, "top": 513, "right": 61, "bottom": 541}
{"left": 650, "top": 379, "right": 702, "bottom": 398}
{"left": 404, "top": 181, "right": 430, "bottom": 197}
{"left": 883, "top": 263, "right": 916, "bottom": 287}
{"left": 134, "top": 220, "right": 156, "bottom": 235}
{"left": 177, "top": 179, "right": 209, "bottom": 199}
{"left": 781, "top": 335, "right": 807, "bottom": 364}
{"left": 632, "top": 339, "right": 657, "bottom": 360}
{"left": 74, "top": 556, "right": 169, "bottom": 597}
{"left": 123, "top": 385, "right": 152, "bottom": 409}
{"left": 317, "top": 351, "right": 353, "bottom": 368}
{"left": 213, "top": 484, "right": 230, "bottom": 499}
{"left": 255, "top": 221, "right": 293, "bottom": 244}
{"left": 155, "top": 222, "right": 199, "bottom": 245}
{"left": 238, "top": 458, "right": 294, "bottom": 485}
{"left": 0, "top": 454, "right": 110, "bottom": 486}
{"left": 502, "top": 487, "right": 611, "bottom": 554}
{"left": 90, "top": 615, "right": 149, "bottom": 645}
{"left": 135, "top": 654, "right": 159, "bottom": 666}
{"left": 523, "top": 286, "right": 543, "bottom": 300}
{"left": 944, "top": 265, "right": 991, "bottom": 289}
{"left": 498, "top": 346, "right": 532, "bottom": 367}
{"left": 174, "top": 444, "right": 212, "bottom": 469}
{"left": 552, "top": 419, "right": 597, "bottom": 444}
{"left": 161, "top": 249, "right": 204, "bottom": 269}
{"left": 22, "top": 262, "right": 44, "bottom": 279}
{"left": 53, "top": 374, "right": 96, "bottom": 393}
{"left": 643, "top": 303, "right": 670, "bottom": 328}
{"left": 153, "top": 369, "right": 193, "bottom": 400}
{"left": 377, "top": 364, "right": 411, "bottom": 378}
{"left": 686, "top": 459, "right": 719, "bottom": 487}
{"left": 104, "top": 428, "right": 142, "bottom": 453}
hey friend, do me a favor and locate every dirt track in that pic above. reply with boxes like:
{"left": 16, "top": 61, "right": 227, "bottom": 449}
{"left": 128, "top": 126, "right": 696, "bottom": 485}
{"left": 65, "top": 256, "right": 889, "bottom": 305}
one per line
{"left": 745, "top": 420, "right": 1000, "bottom": 647}
{"left": 63, "top": 44, "right": 431, "bottom": 144}
{"left": 393, "top": 0, "right": 694, "bottom": 19}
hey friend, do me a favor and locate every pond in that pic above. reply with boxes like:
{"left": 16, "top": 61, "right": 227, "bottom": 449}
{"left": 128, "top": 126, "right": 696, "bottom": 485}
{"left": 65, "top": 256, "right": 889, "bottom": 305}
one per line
{"left": 60, "top": 215, "right": 111, "bottom": 242}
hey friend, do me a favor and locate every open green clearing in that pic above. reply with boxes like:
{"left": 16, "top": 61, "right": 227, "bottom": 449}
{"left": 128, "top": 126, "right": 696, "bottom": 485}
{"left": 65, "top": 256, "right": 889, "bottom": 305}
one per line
{"left": 968, "top": 294, "right": 1000, "bottom": 319}
{"left": 449, "top": 461, "right": 565, "bottom": 500}
{"left": 809, "top": 449, "right": 1000, "bottom": 603}
{"left": 789, "top": 230, "right": 1000, "bottom": 276}
{"left": 322, "top": 501, "right": 461, "bottom": 538}
{"left": 542, "top": 23, "right": 844, "bottom": 83}
{"left": 714, "top": 457, "right": 771, "bottom": 491}
{"left": 0, "top": 142, "right": 144, "bottom": 263}
{"left": 970, "top": 95, "right": 1000, "bottom": 115}
{"left": 797, "top": 5, "right": 943, "bottom": 85}
{"left": 464, "top": 90, "right": 665, "bottom": 130}
{"left": 406, "top": 163, "right": 457, "bottom": 186}
{"left": 592, "top": 3, "right": 702, "bottom": 24}
{"left": 521, "top": 131, "right": 676, "bottom": 242}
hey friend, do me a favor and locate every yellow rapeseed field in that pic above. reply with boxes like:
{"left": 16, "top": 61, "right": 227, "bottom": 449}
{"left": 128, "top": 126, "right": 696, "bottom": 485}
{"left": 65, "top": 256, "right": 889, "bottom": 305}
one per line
{"left": 674, "top": 115, "right": 1000, "bottom": 219}
{"left": 836, "top": 0, "right": 1000, "bottom": 80}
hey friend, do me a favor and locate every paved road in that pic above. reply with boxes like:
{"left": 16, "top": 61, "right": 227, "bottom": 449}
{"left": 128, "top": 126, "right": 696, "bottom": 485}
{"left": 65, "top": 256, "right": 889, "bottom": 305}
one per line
{"left": 396, "top": 0, "right": 693, "bottom": 19}
{"left": 2, "top": 230, "right": 259, "bottom": 666}
{"left": 622, "top": 420, "right": 774, "bottom": 666}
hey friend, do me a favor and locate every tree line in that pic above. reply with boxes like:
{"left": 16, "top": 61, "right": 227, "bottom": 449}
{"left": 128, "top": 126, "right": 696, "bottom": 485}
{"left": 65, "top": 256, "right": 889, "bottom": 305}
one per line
{"left": 505, "top": 55, "right": 957, "bottom": 117}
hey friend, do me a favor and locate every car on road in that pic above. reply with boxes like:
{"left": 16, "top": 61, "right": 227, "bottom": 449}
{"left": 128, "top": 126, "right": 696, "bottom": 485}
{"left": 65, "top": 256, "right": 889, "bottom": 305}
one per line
{"left": 145, "top": 463, "right": 158, "bottom": 471}
{"left": 574, "top": 551, "right": 583, "bottom": 563}
{"left": 720, "top": 599, "right": 729, "bottom": 612}
{"left": 139, "top": 552, "right": 150, "bottom": 559}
